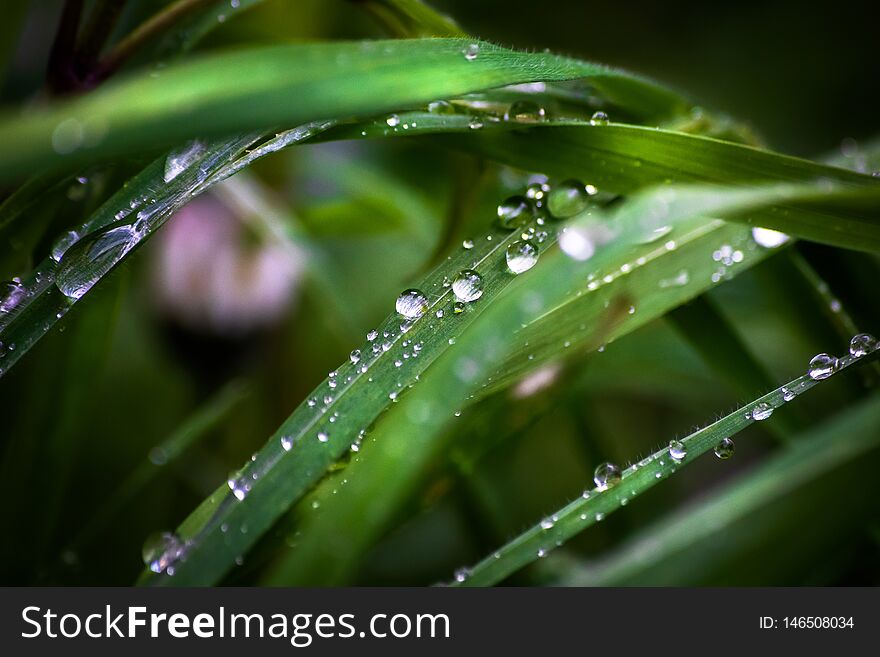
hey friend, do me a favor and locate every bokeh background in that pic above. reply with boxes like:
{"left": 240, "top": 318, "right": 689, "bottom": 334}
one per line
{"left": 1, "top": 0, "right": 878, "bottom": 585}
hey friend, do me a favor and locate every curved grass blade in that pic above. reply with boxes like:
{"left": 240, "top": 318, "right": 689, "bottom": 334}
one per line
{"left": 449, "top": 346, "right": 879, "bottom": 587}
{"left": 0, "top": 38, "right": 685, "bottom": 180}
{"left": 559, "top": 392, "right": 880, "bottom": 586}
{"left": 259, "top": 184, "right": 871, "bottom": 585}
{"left": 315, "top": 114, "right": 880, "bottom": 251}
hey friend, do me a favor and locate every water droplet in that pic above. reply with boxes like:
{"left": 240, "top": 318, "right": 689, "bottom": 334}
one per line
{"left": 808, "top": 353, "right": 838, "bottom": 380}
{"left": 317, "top": 431, "right": 329, "bottom": 443}
{"left": 590, "top": 111, "right": 609, "bottom": 125}
{"left": 452, "top": 270, "right": 483, "bottom": 302}
{"left": 395, "top": 288, "right": 429, "bottom": 320}
{"left": 540, "top": 517, "right": 555, "bottom": 530}
{"left": 367, "top": 329, "right": 378, "bottom": 341}
{"left": 593, "top": 462, "right": 621, "bottom": 491}
{"left": 385, "top": 114, "right": 400, "bottom": 127}
{"left": 849, "top": 333, "right": 877, "bottom": 357}
{"left": 281, "top": 435, "right": 294, "bottom": 451}
{"left": 227, "top": 475, "right": 248, "bottom": 501}
{"left": 142, "top": 532, "right": 184, "bottom": 574}
{"left": 350, "top": 349, "right": 361, "bottom": 364}
{"left": 462, "top": 43, "right": 480, "bottom": 60}
{"left": 751, "top": 402, "right": 773, "bottom": 421}
{"left": 164, "top": 139, "right": 206, "bottom": 182}
{"left": 782, "top": 387, "right": 796, "bottom": 402}
{"left": 55, "top": 225, "right": 137, "bottom": 300}
{"left": 506, "top": 240, "right": 539, "bottom": 274}
{"left": 497, "top": 195, "right": 532, "bottom": 229}
{"left": 427, "top": 100, "right": 455, "bottom": 114}
{"left": 525, "top": 181, "right": 550, "bottom": 205}
{"left": 504, "top": 100, "right": 546, "bottom": 123}
{"left": 50, "top": 230, "right": 80, "bottom": 263}
{"left": 453, "top": 301, "right": 465, "bottom": 314}
{"left": 751, "top": 227, "right": 790, "bottom": 248}
{"left": 462, "top": 239, "right": 474, "bottom": 249}
{"left": 0, "top": 280, "right": 25, "bottom": 315}
{"left": 559, "top": 226, "right": 595, "bottom": 261}
{"left": 547, "top": 179, "right": 589, "bottom": 218}
{"left": 714, "top": 437, "right": 735, "bottom": 459}
{"left": 468, "top": 117, "right": 483, "bottom": 130}
{"left": 668, "top": 440, "right": 687, "bottom": 461}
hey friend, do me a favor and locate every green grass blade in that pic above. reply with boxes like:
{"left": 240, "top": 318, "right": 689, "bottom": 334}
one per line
{"left": 0, "top": 38, "right": 684, "bottom": 180}
{"left": 256, "top": 184, "right": 872, "bottom": 585}
{"left": 560, "top": 392, "right": 880, "bottom": 586}
{"left": 449, "top": 347, "right": 878, "bottom": 586}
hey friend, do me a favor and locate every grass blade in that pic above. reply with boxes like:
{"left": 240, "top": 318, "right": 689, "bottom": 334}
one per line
{"left": 450, "top": 347, "right": 878, "bottom": 586}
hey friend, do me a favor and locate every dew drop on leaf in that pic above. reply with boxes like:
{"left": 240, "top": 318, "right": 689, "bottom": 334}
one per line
{"left": 593, "top": 462, "right": 621, "bottom": 491}
{"left": 55, "top": 225, "right": 138, "bottom": 301}
{"left": 751, "top": 401, "right": 773, "bottom": 421}
{"left": 751, "top": 227, "right": 790, "bottom": 248}
{"left": 547, "top": 179, "right": 590, "bottom": 218}
{"left": 714, "top": 438, "right": 735, "bottom": 459}
{"left": 142, "top": 532, "right": 185, "bottom": 574}
{"left": 452, "top": 270, "right": 483, "bottom": 302}
{"left": 668, "top": 440, "right": 687, "bottom": 461}
{"left": 395, "top": 289, "right": 429, "bottom": 320}
{"left": 504, "top": 100, "right": 546, "bottom": 123}
{"left": 808, "top": 353, "right": 838, "bottom": 380}
{"left": 849, "top": 333, "right": 877, "bottom": 357}
{"left": 506, "top": 240, "right": 539, "bottom": 274}
{"left": 497, "top": 195, "right": 532, "bottom": 229}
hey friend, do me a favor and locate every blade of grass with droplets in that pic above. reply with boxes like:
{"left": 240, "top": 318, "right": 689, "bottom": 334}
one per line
{"left": 259, "top": 183, "right": 870, "bottom": 585}
{"left": 314, "top": 114, "right": 880, "bottom": 251}
{"left": 0, "top": 38, "right": 685, "bottom": 180}
{"left": 559, "top": 392, "right": 880, "bottom": 586}
{"left": 0, "top": 133, "right": 261, "bottom": 378}
{"left": 449, "top": 346, "right": 879, "bottom": 587}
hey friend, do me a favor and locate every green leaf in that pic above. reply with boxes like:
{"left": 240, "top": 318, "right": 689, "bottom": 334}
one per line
{"left": 0, "top": 38, "right": 684, "bottom": 180}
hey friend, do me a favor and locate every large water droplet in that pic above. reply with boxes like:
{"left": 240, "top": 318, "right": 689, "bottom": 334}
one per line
{"left": 164, "top": 140, "right": 206, "bottom": 183}
{"left": 593, "top": 462, "right": 621, "bottom": 491}
{"left": 281, "top": 435, "right": 294, "bottom": 451}
{"left": 751, "top": 227, "right": 790, "bottom": 248}
{"left": 497, "top": 195, "right": 532, "bottom": 229}
{"left": 751, "top": 402, "right": 773, "bottom": 421}
{"left": 668, "top": 440, "right": 687, "bottom": 461}
{"left": 506, "top": 240, "right": 539, "bottom": 274}
{"left": 714, "top": 438, "right": 735, "bottom": 459}
{"left": 142, "top": 531, "right": 185, "bottom": 574}
{"left": 385, "top": 114, "right": 401, "bottom": 127}
{"left": 808, "top": 353, "right": 838, "bottom": 380}
{"left": 0, "top": 280, "right": 25, "bottom": 315}
{"left": 547, "top": 179, "right": 590, "bottom": 218}
{"left": 55, "top": 225, "right": 137, "bottom": 300}
{"left": 462, "top": 43, "right": 480, "bottom": 61}
{"left": 504, "top": 100, "right": 546, "bottom": 123}
{"left": 452, "top": 270, "right": 483, "bottom": 302}
{"left": 395, "top": 289, "right": 429, "bottom": 320}
{"left": 849, "top": 333, "right": 877, "bottom": 357}
{"left": 559, "top": 226, "right": 595, "bottom": 261}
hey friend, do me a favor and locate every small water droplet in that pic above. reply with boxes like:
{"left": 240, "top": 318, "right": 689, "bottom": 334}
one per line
{"left": 808, "top": 353, "right": 838, "bottom": 380}
{"left": 142, "top": 532, "right": 184, "bottom": 574}
{"left": 506, "top": 240, "right": 539, "bottom": 274}
{"left": 849, "top": 333, "right": 877, "bottom": 357}
{"left": 395, "top": 288, "right": 429, "bottom": 320}
{"left": 751, "top": 227, "right": 790, "bottom": 248}
{"left": 714, "top": 437, "right": 735, "bottom": 459}
{"left": 540, "top": 517, "right": 555, "bottom": 530}
{"left": 453, "top": 302, "right": 465, "bottom": 314}
{"left": 317, "top": 431, "right": 329, "bottom": 443}
{"left": 386, "top": 114, "right": 400, "bottom": 127}
{"left": 547, "top": 179, "right": 589, "bottom": 218}
{"left": 504, "top": 100, "right": 546, "bottom": 123}
{"left": 462, "top": 239, "right": 474, "bottom": 249}
{"left": 669, "top": 440, "right": 687, "bottom": 461}
{"left": 462, "top": 43, "right": 480, "bottom": 61}
{"left": 590, "top": 111, "right": 609, "bottom": 125}
{"left": 427, "top": 100, "right": 455, "bottom": 114}
{"left": 751, "top": 402, "right": 773, "bottom": 421}
{"left": 497, "top": 195, "right": 532, "bottom": 229}
{"left": 452, "top": 270, "right": 483, "bottom": 302}
{"left": 593, "top": 462, "right": 621, "bottom": 491}
{"left": 468, "top": 117, "right": 483, "bottom": 130}
{"left": 350, "top": 349, "right": 361, "bottom": 364}
{"left": 782, "top": 387, "right": 796, "bottom": 402}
